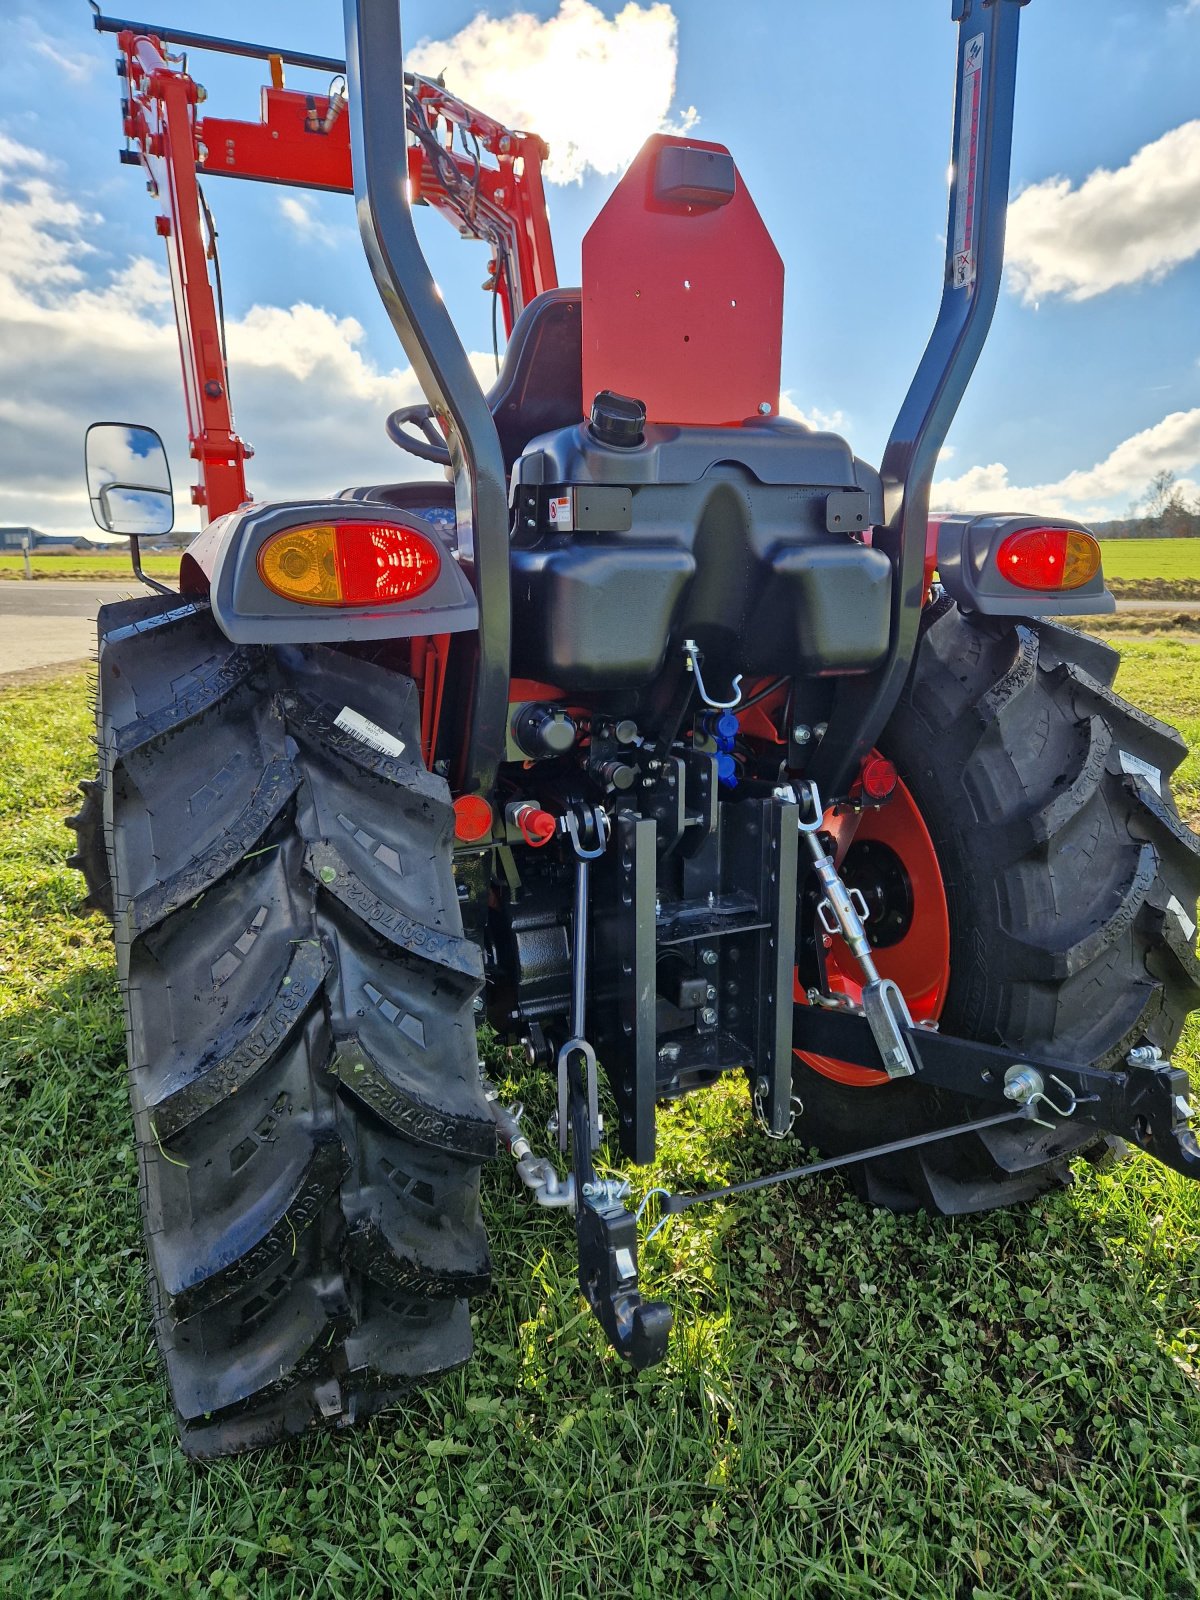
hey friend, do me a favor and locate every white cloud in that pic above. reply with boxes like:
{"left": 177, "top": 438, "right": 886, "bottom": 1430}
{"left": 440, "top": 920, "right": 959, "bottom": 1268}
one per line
{"left": 29, "top": 29, "right": 97, "bottom": 84}
{"left": 779, "top": 393, "right": 847, "bottom": 435}
{"left": 1006, "top": 121, "right": 1200, "bottom": 303}
{"left": 0, "top": 134, "right": 482, "bottom": 536}
{"left": 932, "top": 407, "right": 1200, "bottom": 520}
{"left": 407, "top": 0, "right": 696, "bottom": 185}
{"left": 278, "top": 193, "right": 341, "bottom": 249}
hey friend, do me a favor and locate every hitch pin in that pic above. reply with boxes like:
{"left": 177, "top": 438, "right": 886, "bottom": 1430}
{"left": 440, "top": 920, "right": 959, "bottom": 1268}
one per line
{"left": 1003, "top": 1065, "right": 1079, "bottom": 1129}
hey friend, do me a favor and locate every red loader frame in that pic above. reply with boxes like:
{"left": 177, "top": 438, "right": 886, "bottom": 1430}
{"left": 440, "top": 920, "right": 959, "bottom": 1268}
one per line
{"left": 110, "top": 19, "right": 558, "bottom": 520}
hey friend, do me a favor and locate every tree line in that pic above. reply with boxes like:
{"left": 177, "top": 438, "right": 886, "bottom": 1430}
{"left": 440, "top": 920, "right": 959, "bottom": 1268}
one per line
{"left": 1096, "top": 471, "right": 1200, "bottom": 539}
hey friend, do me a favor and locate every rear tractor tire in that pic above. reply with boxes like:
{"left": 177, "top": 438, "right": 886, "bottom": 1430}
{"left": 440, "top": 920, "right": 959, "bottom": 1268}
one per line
{"left": 86, "top": 593, "right": 494, "bottom": 1457}
{"left": 792, "top": 603, "right": 1200, "bottom": 1215}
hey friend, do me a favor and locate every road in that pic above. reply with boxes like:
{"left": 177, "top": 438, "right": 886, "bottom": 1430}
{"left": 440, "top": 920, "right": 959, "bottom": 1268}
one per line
{"left": 1, "top": 580, "right": 1199, "bottom": 679}
{"left": 0, "top": 578, "right": 139, "bottom": 677}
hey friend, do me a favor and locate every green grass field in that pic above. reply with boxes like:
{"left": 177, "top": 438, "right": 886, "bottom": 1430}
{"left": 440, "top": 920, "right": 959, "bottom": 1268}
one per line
{"left": 1, "top": 641, "right": 1198, "bottom": 1599}
{"left": 1099, "top": 539, "right": 1200, "bottom": 585}
{"left": 0, "top": 553, "right": 179, "bottom": 581}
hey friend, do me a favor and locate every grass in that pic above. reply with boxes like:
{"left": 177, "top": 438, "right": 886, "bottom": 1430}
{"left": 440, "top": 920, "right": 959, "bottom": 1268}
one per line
{"left": 1099, "top": 539, "right": 1200, "bottom": 585}
{"left": 0, "top": 553, "right": 178, "bottom": 581}
{"left": 1, "top": 644, "right": 1198, "bottom": 1599}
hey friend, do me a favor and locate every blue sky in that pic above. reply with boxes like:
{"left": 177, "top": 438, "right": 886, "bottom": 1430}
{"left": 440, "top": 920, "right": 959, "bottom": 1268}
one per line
{"left": 0, "top": 0, "right": 1197, "bottom": 533}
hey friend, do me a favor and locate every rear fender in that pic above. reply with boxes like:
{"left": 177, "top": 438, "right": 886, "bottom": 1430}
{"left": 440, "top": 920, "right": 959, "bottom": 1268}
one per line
{"left": 179, "top": 499, "right": 478, "bottom": 644}
{"left": 932, "top": 512, "right": 1115, "bottom": 617}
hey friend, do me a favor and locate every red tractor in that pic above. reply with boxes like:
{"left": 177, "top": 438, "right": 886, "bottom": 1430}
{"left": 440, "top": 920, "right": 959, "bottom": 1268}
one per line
{"left": 74, "top": 1, "right": 1200, "bottom": 1457}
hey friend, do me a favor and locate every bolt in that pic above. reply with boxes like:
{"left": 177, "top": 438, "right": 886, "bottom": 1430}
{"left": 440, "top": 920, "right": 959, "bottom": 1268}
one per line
{"left": 757, "top": 401, "right": 772, "bottom": 415}
{"left": 700, "top": 947, "right": 717, "bottom": 966}
{"left": 658, "top": 1042, "right": 681, "bottom": 1063}
{"left": 707, "top": 890, "right": 716, "bottom": 909}
{"left": 472, "top": 995, "right": 484, "bottom": 1015}
{"left": 792, "top": 725, "right": 811, "bottom": 745}
{"left": 755, "top": 1076, "right": 770, "bottom": 1100}
{"left": 700, "top": 1006, "right": 718, "bottom": 1026}
{"left": 318, "top": 865, "right": 337, "bottom": 885}
{"left": 706, "top": 985, "right": 717, "bottom": 1002}
{"left": 1004, "top": 1066, "right": 1044, "bottom": 1106}
{"left": 1127, "top": 1044, "right": 1163, "bottom": 1067}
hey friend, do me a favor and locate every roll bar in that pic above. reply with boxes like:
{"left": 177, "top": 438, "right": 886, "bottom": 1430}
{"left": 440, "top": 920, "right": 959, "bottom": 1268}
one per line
{"left": 812, "top": 0, "right": 1029, "bottom": 795}
{"left": 345, "top": 0, "right": 511, "bottom": 800}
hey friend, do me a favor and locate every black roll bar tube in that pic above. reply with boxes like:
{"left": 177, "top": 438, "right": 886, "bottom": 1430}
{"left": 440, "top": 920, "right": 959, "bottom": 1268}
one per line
{"left": 343, "top": 0, "right": 511, "bottom": 801}
{"left": 812, "top": 0, "right": 1029, "bottom": 797}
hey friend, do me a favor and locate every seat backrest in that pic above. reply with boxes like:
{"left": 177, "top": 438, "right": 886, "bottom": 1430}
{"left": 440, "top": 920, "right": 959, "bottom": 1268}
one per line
{"left": 486, "top": 288, "right": 583, "bottom": 469}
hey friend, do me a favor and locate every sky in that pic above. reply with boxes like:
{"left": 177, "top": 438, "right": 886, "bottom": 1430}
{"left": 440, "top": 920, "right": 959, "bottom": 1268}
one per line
{"left": 0, "top": 0, "right": 1198, "bottom": 536}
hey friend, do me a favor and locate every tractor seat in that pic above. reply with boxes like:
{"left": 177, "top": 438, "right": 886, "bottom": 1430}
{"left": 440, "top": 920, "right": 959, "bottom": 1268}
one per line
{"left": 486, "top": 287, "right": 582, "bottom": 470}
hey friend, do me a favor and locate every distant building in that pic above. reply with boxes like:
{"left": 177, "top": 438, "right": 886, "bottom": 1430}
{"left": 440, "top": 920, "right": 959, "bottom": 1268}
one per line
{"left": 0, "top": 526, "right": 39, "bottom": 551}
{"left": 0, "top": 526, "right": 111, "bottom": 552}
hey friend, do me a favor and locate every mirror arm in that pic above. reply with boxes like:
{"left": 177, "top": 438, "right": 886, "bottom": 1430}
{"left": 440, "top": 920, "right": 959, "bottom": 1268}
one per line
{"left": 129, "top": 534, "right": 177, "bottom": 597}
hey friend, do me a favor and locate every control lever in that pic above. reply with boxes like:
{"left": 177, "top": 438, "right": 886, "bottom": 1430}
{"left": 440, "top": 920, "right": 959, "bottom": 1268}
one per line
{"left": 559, "top": 806, "right": 672, "bottom": 1370}
{"left": 793, "top": 780, "right": 919, "bottom": 1079}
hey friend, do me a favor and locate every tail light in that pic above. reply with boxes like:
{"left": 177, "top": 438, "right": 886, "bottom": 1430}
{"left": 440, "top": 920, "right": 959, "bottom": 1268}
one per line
{"left": 995, "top": 525, "right": 1101, "bottom": 592}
{"left": 258, "top": 520, "right": 441, "bottom": 607}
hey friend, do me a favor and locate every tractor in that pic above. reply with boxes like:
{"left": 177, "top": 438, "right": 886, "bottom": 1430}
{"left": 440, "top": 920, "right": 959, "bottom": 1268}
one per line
{"left": 72, "top": 0, "right": 1200, "bottom": 1457}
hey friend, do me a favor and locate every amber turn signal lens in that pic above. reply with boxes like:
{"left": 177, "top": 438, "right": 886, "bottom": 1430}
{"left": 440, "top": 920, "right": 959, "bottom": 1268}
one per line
{"left": 258, "top": 520, "right": 442, "bottom": 607}
{"left": 259, "top": 524, "right": 340, "bottom": 603}
{"left": 995, "top": 525, "right": 1101, "bottom": 592}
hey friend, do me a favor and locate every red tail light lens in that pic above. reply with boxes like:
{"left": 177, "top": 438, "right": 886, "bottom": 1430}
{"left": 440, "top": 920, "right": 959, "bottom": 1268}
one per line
{"left": 995, "top": 525, "right": 1101, "bottom": 592}
{"left": 258, "top": 520, "right": 441, "bottom": 607}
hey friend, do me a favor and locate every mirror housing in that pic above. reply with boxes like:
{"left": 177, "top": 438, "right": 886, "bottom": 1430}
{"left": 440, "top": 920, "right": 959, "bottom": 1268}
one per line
{"left": 85, "top": 422, "right": 174, "bottom": 538}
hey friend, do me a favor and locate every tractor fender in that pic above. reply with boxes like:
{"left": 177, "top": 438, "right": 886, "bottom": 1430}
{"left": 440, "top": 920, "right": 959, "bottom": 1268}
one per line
{"left": 179, "top": 498, "right": 478, "bottom": 645}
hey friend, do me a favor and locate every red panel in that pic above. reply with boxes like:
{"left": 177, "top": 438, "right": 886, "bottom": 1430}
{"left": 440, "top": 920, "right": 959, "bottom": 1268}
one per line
{"left": 581, "top": 134, "right": 783, "bottom": 426}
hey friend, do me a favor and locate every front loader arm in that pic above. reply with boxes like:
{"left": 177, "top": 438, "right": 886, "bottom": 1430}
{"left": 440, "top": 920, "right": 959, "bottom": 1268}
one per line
{"left": 97, "top": 9, "right": 558, "bottom": 525}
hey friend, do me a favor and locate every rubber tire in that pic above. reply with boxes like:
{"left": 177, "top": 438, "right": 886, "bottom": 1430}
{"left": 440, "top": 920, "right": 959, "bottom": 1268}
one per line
{"left": 67, "top": 774, "right": 113, "bottom": 918}
{"left": 91, "top": 593, "right": 494, "bottom": 1457}
{"left": 792, "top": 603, "right": 1200, "bottom": 1215}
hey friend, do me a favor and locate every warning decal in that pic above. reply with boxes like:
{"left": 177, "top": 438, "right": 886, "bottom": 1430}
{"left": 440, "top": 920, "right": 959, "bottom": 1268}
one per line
{"left": 548, "top": 494, "right": 573, "bottom": 531}
{"left": 951, "top": 32, "right": 985, "bottom": 291}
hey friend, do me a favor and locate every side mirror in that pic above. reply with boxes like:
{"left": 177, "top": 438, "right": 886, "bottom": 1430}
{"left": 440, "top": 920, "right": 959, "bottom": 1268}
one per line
{"left": 85, "top": 422, "right": 175, "bottom": 538}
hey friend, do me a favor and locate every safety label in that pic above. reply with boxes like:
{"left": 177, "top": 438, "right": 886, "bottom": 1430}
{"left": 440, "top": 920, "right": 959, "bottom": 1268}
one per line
{"left": 548, "top": 494, "right": 573, "bottom": 531}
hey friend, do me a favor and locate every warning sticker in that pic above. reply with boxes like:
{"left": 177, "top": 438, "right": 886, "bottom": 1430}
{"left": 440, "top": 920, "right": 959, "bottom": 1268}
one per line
{"left": 548, "top": 494, "right": 573, "bottom": 531}
{"left": 951, "top": 32, "right": 984, "bottom": 290}
{"left": 334, "top": 706, "right": 406, "bottom": 759}
{"left": 1119, "top": 749, "right": 1162, "bottom": 796}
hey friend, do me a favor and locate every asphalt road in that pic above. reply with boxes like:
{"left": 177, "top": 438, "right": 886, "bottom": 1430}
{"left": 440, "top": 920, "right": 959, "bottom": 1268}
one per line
{"left": 0, "top": 578, "right": 139, "bottom": 676}
{"left": 2, "top": 579, "right": 1199, "bottom": 679}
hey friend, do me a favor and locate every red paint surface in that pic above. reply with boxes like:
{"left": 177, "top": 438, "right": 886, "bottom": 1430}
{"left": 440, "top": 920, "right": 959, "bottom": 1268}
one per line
{"left": 582, "top": 134, "right": 783, "bottom": 426}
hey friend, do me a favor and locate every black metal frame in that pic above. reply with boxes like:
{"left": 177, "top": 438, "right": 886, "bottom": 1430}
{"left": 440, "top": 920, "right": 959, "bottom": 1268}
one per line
{"left": 343, "top": 0, "right": 511, "bottom": 801}
{"left": 795, "top": 1005, "right": 1198, "bottom": 1180}
{"left": 813, "top": 0, "right": 1029, "bottom": 796}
